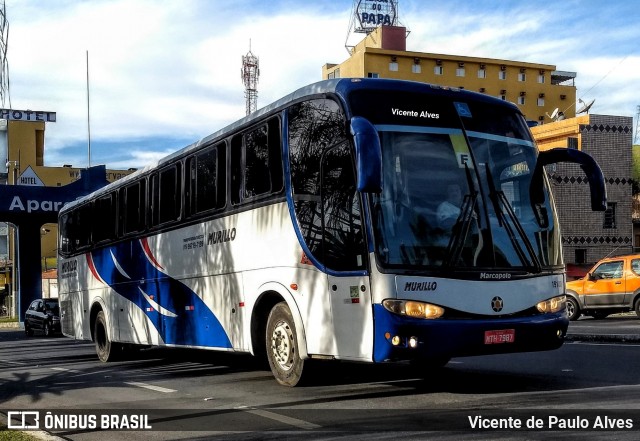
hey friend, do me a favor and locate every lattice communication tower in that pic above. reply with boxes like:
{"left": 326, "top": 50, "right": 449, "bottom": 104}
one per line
{"left": 0, "top": 0, "right": 10, "bottom": 107}
{"left": 241, "top": 43, "right": 259, "bottom": 116}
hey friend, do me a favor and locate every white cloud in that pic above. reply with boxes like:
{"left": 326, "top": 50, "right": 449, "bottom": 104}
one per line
{"left": 4, "top": 0, "right": 640, "bottom": 168}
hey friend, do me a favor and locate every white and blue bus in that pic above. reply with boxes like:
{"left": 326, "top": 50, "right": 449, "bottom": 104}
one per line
{"left": 58, "top": 78, "right": 606, "bottom": 386}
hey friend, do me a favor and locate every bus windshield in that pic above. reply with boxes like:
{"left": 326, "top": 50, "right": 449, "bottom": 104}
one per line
{"left": 369, "top": 108, "right": 560, "bottom": 273}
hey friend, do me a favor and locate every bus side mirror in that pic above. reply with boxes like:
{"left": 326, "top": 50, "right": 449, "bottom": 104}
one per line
{"left": 351, "top": 116, "right": 382, "bottom": 193}
{"left": 530, "top": 148, "right": 606, "bottom": 227}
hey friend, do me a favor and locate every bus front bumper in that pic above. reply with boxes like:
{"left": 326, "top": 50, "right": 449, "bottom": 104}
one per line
{"left": 372, "top": 304, "right": 569, "bottom": 363}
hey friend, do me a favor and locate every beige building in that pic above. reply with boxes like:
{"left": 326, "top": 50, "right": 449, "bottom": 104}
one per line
{"left": 323, "top": 25, "right": 578, "bottom": 124}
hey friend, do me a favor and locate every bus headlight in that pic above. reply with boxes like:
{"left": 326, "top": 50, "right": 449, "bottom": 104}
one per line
{"left": 536, "top": 295, "right": 566, "bottom": 314}
{"left": 383, "top": 300, "right": 445, "bottom": 319}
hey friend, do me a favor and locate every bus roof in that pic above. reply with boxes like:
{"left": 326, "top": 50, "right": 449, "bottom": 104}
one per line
{"left": 60, "top": 78, "right": 520, "bottom": 213}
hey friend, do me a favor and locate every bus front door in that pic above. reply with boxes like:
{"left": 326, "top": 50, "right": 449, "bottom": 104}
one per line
{"left": 321, "top": 143, "right": 373, "bottom": 361}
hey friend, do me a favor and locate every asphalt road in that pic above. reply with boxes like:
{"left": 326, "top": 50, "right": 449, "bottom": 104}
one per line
{"left": 1, "top": 315, "right": 640, "bottom": 440}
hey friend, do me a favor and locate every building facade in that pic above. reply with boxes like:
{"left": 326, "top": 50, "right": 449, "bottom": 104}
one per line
{"left": 323, "top": 25, "right": 578, "bottom": 124}
{"left": 531, "top": 114, "right": 634, "bottom": 267}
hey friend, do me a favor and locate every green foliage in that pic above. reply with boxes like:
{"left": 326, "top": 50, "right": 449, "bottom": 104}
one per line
{"left": 632, "top": 146, "right": 640, "bottom": 195}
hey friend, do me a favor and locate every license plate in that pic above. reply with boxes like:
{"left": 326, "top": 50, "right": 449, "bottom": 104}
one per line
{"left": 484, "top": 329, "right": 515, "bottom": 344}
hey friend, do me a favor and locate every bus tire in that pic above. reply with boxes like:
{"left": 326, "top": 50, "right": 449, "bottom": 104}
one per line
{"left": 266, "top": 302, "right": 306, "bottom": 387}
{"left": 94, "top": 311, "right": 120, "bottom": 362}
{"left": 565, "top": 297, "right": 580, "bottom": 321}
{"left": 635, "top": 298, "right": 640, "bottom": 318}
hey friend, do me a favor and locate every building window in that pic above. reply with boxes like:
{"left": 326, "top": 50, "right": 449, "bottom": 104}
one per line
{"left": 434, "top": 65, "right": 443, "bottom": 75}
{"left": 499, "top": 94, "right": 507, "bottom": 101}
{"left": 575, "top": 249, "right": 587, "bottom": 264}
{"left": 567, "top": 137, "right": 578, "bottom": 149}
{"left": 603, "top": 202, "right": 617, "bottom": 229}
{"left": 537, "top": 97, "right": 545, "bottom": 107}
{"left": 367, "top": 72, "right": 379, "bottom": 78}
{"left": 499, "top": 70, "right": 507, "bottom": 80}
{"left": 412, "top": 63, "right": 421, "bottom": 74}
{"left": 328, "top": 68, "right": 340, "bottom": 79}
{"left": 517, "top": 96, "right": 525, "bottom": 105}
{"left": 518, "top": 72, "right": 526, "bottom": 82}
{"left": 478, "top": 68, "right": 486, "bottom": 78}
{"left": 389, "top": 62, "right": 398, "bottom": 72}
{"left": 538, "top": 74, "right": 545, "bottom": 84}
{"left": 456, "top": 67, "right": 465, "bottom": 77}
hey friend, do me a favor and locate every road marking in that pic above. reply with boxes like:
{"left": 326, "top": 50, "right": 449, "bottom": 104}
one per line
{"left": 236, "top": 406, "right": 321, "bottom": 430}
{"left": 51, "top": 367, "right": 83, "bottom": 374}
{"left": 125, "top": 381, "right": 177, "bottom": 393}
{"left": 2, "top": 360, "right": 25, "bottom": 365}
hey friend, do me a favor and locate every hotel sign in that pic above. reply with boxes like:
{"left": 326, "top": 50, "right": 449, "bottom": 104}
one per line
{"left": 355, "top": 0, "right": 397, "bottom": 33}
{"left": 0, "top": 108, "right": 56, "bottom": 122}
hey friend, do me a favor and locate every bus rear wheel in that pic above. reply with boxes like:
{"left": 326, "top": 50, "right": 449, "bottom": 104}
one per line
{"left": 94, "top": 311, "right": 121, "bottom": 362}
{"left": 266, "top": 302, "right": 306, "bottom": 387}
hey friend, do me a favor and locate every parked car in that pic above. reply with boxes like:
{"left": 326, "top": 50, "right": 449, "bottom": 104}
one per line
{"left": 24, "top": 298, "right": 61, "bottom": 336}
{"left": 565, "top": 254, "right": 640, "bottom": 321}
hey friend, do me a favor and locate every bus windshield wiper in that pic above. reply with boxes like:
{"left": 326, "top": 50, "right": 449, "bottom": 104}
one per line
{"left": 485, "top": 164, "right": 542, "bottom": 272}
{"left": 443, "top": 164, "right": 479, "bottom": 268}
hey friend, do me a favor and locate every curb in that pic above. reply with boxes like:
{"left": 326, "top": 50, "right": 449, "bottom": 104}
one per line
{"left": 565, "top": 333, "right": 640, "bottom": 343}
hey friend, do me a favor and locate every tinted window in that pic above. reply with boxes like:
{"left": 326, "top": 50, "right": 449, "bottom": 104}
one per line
{"left": 231, "top": 117, "right": 283, "bottom": 205}
{"left": 189, "top": 143, "right": 227, "bottom": 214}
{"left": 59, "top": 203, "right": 92, "bottom": 255}
{"left": 288, "top": 98, "right": 364, "bottom": 270}
{"left": 151, "top": 164, "right": 182, "bottom": 226}
{"left": 245, "top": 125, "right": 271, "bottom": 198}
{"left": 121, "top": 181, "right": 146, "bottom": 234}
{"left": 321, "top": 144, "right": 367, "bottom": 271}
{"left": 93, "top": 193, "right": 117, "bottom": 243}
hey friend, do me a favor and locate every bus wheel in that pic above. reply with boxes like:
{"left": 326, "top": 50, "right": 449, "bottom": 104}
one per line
{"left": 565, "top": 297, "right": 580, "bottom": 321}
{"left": 94, "top": 311, "right": 119, "bottom": 362}
{"left": 635, "top": 299, "right": 640, "bottom": 318}
{"left": 266, "top": 302, "right": 305, "bottom": 387}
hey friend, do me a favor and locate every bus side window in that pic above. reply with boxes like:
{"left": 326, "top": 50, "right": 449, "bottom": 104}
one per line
{"left": 121, "top": 181, "right": 146, "bottom": 235}
{"left": 245, "top": 125, "right": 271, "bottom": 198}
{"left": 189, "top": 142, "right": 227, "bottom": 214}
{"left": 321, "top": 143, "right": 367, "bottom": 271}
{"left": 149, "top": 164, "right": 182, "bottom": 227}
{"left": 230, "top": 135, "right": 242, "bottom": 205}
{"left": 92, "top": 192, "right": 117, "bottom": 244}
{"left": 288, "top": 98, "right": 357, "bottom": 270}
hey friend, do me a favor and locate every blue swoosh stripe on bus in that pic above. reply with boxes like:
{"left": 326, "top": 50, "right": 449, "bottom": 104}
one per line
{"left": 89, "top": 240, "right": 232, "bottom": 349}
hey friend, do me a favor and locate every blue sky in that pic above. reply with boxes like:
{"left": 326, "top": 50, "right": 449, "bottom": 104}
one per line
{"left": 5, "top": 0, "right": 640, "bottom": 169}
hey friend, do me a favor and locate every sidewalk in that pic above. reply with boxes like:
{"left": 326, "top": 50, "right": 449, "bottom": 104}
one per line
{"left": 565, "top": 312, "right": 640, "bottom": 343}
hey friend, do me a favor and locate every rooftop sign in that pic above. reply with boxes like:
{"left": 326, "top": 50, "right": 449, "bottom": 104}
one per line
{"left": 355, "top": 0, "right": 398, "bottom": 33}
{"left": 0, "top": 108, "right": 56, "bottom": 122}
